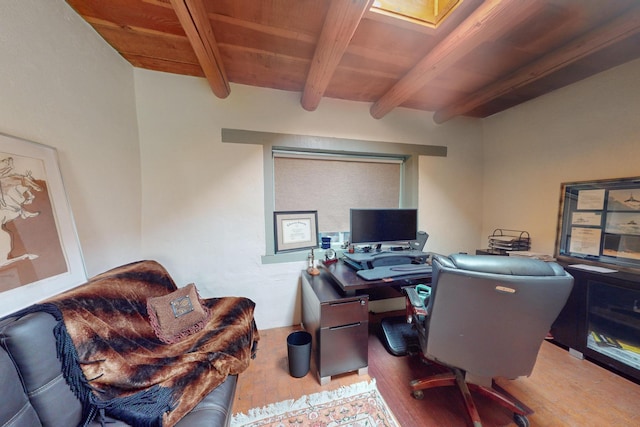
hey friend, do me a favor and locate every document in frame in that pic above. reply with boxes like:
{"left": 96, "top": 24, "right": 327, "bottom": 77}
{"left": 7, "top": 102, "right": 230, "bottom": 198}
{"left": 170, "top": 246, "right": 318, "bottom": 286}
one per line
{"left": 569, "top": 227, "right": 601, "bottom": 256}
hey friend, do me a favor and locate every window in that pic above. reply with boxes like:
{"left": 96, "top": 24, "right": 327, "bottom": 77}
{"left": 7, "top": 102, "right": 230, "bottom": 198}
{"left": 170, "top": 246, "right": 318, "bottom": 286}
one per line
{"left": 221, "top": 128, "right": 447, "bottom": 262}
{"left": 371, "top": 0, "right": 462, "bottom": 28}
{"left": 273, "top": 151, "right": 404, "bottom": 245}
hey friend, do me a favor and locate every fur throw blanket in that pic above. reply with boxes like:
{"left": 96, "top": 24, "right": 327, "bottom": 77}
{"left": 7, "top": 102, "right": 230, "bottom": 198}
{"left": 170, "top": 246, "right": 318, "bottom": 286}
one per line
{"left": 20, "top": 260, "right": 259, "bottom": 427}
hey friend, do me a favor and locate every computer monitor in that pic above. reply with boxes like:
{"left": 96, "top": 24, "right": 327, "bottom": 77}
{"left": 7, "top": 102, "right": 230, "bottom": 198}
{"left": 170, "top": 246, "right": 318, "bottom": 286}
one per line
{"left": 349, "top": 208, "right": 418, "bottom": 245}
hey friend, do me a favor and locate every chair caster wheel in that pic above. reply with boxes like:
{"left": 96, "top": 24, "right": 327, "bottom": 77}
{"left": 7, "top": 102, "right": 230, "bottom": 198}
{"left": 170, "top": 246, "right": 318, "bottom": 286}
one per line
{"left": 513, "top": 413, "right": 529, "bottom": 427}
{"left": 412, "top": 390, "right": 424, "bottom": 400}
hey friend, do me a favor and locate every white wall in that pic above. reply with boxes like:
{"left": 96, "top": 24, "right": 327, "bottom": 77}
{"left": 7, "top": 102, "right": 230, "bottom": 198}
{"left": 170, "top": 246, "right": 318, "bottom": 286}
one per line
{"left": 135, "top": 69, "right": 483, "bottom": 329}
{"left": 0, "top": 0, "right": 142, "bottom": 314}
{"left": 419, "top": 117, "right": 485, "bottom": 256}
{"left": 482, "top": 59, "right": 640, "bottom": 256}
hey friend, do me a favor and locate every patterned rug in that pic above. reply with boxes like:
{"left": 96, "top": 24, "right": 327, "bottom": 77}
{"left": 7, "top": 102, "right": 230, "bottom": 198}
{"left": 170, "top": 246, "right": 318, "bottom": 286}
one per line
{"left": 231, "top": 380, "right": 400, "bottom": 427}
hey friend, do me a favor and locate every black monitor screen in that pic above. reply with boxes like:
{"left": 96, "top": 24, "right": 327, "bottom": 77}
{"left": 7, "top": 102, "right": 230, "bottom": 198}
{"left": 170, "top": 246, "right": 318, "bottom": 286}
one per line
{"left": 350, "top": 208, "right": 417, "bottom": 245}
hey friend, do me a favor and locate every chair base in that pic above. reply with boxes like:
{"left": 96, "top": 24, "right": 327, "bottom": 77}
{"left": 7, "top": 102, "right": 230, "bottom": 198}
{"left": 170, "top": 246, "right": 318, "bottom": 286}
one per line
{"left": 410, "top": 366, "right": 533, "bottom": 427}
{"left": 380, "top": 316, "right": 420, "bottom": 356}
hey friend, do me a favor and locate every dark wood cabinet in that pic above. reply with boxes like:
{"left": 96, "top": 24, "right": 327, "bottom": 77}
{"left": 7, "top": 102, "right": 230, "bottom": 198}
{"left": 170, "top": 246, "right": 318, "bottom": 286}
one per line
{"left": 549, "top": 270, "right": 585, "bottom": 352}
{"left": 301, "top": 269, "right": 368, "bottom": 385}
{"left": 552, "top": 265, "right": 640, "bottom": 382}
{"left": 475, "top": 248, "right": 508, "bottom": 256}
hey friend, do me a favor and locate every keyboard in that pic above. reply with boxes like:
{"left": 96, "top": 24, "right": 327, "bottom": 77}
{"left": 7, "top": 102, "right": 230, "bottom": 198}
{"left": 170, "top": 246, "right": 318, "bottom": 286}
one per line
{"left": 357, "top": 264, "right": 432, "bottom": 281}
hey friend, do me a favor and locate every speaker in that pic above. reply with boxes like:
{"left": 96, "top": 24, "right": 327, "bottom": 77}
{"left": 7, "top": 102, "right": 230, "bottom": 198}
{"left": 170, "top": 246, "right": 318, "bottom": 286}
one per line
{"left": 409, "top": 231, "right": 429, "bottom": 251}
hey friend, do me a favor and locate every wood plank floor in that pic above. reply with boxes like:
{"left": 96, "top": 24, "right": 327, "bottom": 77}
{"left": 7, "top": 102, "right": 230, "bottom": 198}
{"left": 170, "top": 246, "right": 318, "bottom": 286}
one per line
{"left": 233, "top": 323, "right": 640, "bottom": 426}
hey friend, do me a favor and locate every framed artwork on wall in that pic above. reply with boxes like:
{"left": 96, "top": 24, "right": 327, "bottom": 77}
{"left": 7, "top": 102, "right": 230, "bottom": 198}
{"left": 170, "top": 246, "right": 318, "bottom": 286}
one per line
{"left": 274, "top": 210, "right": 318, "bottom": 253}
{"left": 555, "top": 176, "right": 640, "bottom": 273}
{"left": 0, "top": 133, "right": 86, "bottom": 315}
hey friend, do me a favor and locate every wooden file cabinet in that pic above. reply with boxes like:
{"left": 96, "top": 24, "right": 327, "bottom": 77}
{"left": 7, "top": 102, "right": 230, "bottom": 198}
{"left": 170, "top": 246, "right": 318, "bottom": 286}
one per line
{"left": 301, "top": 270, "right": 369, "bottom": 385}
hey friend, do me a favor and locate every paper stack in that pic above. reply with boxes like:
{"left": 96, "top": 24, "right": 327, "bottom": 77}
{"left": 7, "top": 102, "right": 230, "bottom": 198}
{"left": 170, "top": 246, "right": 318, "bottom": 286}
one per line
{"left": 488, "top": 235, "right": 530, "bottom": 251}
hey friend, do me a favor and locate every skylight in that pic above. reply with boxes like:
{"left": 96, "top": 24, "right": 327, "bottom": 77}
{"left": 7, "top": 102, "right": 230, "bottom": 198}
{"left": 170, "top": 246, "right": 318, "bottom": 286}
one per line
{"left": 372, "top": 0, "right": 462, "bottom": 27}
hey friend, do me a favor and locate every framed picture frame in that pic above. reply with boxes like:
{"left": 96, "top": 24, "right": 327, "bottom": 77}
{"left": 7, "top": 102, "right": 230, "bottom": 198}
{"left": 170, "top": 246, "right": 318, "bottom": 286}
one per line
{"left": 274, "top": 210, "right": 318, "bottom": 253}
{"left": 555, "top": 176, "right": 640, "bottom": 273}
{"left": 0, "top": 133, "right": 86, "bottom": 316}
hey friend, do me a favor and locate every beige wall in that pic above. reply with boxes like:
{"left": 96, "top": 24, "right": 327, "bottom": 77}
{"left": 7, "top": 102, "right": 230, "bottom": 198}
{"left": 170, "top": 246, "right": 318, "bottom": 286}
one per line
{"left": 134, "top": 69, "right": 483, "bottom": 328}
{"left": 419, "top": 117, "right": 485, "bottom": 256}
{"left": 482, "top": 58, "right": 640, "bottom": 256}
{"left": 0, "top": 0, "right": 141, "bottom": 315}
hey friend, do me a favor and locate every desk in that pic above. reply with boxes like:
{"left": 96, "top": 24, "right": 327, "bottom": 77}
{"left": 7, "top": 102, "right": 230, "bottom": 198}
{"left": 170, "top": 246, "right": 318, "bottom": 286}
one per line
{"left": 301, "top": 260, "right": 431, "bottom": 384}
{"left": 322, "top": 259, "right": 432, "bottom": 296}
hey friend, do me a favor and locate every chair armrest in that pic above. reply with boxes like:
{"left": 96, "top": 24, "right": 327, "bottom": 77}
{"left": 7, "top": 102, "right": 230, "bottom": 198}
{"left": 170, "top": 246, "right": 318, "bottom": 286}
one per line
{"left": 405, "top": 286, "right": 426, "bottom": 310}
{"left": 403, "top": 287, "right": 428, "bottom": 323}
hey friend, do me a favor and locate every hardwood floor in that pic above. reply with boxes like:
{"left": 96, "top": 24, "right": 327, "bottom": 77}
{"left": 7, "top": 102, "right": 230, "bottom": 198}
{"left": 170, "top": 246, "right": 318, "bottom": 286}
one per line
{"left": 233, "top": 323, "right": 640, "bottom": 426}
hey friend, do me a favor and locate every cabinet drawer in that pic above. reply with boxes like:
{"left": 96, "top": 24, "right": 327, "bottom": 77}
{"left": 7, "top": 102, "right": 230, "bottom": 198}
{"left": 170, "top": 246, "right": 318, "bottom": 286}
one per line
{"left": 320, "top": 298, "right": 368, "bottom": 329}
{"left": 319, "top": 322, "right": 368, "bottom": 378}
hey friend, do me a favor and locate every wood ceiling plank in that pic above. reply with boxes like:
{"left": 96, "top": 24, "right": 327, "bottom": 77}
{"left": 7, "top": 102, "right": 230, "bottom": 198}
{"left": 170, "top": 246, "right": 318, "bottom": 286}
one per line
{"left": 434, "top": 5, "right": 640, "bottom": 123}
{"left": 219, "top": 45, "right": 309, "bottom": 91}
{"left": 207, "top": 0, "right": 328, "bottom": 35}
{"left": 88, "top": 21, "right": 199, "bottom": 64}
{"left": 324, "top": 68, "right": 399, "bottom": 101}
{"left": 338, "top": 50, "right": 412, "bottom": 79}
{"left": 210, "top": 12, "right": 317, "bottom": 45}
{"left": 127, "top": 55, "right": 205, "bottom": 77}
{"left": 349, "top": 17, "right": 438, "bottom": 63}
{"left": 212, "top": 17, "right": 317, "bottom": 61}
{"left": 301, "top": 0, "right": 374, "bottom": 111}
{"left": 169, "top": 0, "right": 230, "bottom": 98}
{"left": 452, "top": 40, "right": 536, "bottom": 81}
{"left": 420, "top": 67, "right": 496, "bottom": 94}
{"left": 369, "top": 0, "right": 545, "bottom": 119}
{"left": 67, "top": 0, "right": 184, "bottom": 35}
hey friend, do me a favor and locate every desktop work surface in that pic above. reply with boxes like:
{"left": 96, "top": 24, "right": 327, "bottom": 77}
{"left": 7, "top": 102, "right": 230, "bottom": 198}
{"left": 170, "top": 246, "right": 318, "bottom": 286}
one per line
{"left": 357, "top": 264, "right": 432, "bottom": 281}
{"left": 342, "top": 249, "right": 429, "bottom": 270}
{"left": 321, "top": 259, "right": 432, "bottom": 296}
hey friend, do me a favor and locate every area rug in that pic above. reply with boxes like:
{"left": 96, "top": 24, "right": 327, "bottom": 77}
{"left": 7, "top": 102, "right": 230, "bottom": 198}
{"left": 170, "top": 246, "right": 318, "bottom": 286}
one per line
{"left": 231, "top": 379, "right": 400, "bottom": 427}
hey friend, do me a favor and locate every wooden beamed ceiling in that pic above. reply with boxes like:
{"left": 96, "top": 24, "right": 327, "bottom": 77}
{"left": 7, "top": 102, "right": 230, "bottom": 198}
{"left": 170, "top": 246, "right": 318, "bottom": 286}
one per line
{"left": 66, "top": 0, "right": 640, "bottom": 123}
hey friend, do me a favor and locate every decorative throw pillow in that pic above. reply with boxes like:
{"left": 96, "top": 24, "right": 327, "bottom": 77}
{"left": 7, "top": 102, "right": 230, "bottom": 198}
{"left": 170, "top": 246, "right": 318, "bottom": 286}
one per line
{"left": 147, "top": 283, "right": 210, "bottom": 344}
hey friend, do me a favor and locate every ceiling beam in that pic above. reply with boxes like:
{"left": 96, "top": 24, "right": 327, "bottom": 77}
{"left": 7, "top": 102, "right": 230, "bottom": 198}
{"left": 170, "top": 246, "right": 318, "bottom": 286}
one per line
{"left": 433, "top": 6, "right": 640, "bottom": 123}
{"left": 369, "top": 0, "right": 543, "bottom": 119}
{"left": 170, "top": 0, "right": 230, "bottom": 98}
{"left": 301, "top": 0, "right": 374, "bottom": 111}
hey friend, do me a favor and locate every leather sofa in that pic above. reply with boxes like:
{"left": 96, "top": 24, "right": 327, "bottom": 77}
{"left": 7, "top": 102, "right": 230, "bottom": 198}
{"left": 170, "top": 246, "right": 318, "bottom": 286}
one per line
{"left": 2, "top": 312, "right": 238, "bottom": 427}
{"left": 1, "top": 289, "right": 239, "bottom": 427}
{"left": 0, "top": 310, "right": 237, "bottom": 426}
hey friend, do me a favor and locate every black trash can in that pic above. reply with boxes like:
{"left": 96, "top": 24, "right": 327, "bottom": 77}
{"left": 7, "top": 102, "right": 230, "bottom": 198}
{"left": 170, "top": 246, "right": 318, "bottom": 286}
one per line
{"left": 287, "top": 331, "right": 312, "bottom": 378}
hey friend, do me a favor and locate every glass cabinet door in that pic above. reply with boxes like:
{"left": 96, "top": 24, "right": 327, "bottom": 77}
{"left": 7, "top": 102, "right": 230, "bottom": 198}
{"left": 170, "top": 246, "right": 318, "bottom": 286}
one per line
{"left": 586, "top": 280, "right": 640, "bottom": 371}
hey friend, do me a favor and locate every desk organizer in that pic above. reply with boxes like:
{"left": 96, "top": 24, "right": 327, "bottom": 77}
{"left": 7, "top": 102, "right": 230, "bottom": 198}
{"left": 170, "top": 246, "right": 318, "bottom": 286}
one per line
{"left": 488, "top": 229, "right": 531, "bottom": 252}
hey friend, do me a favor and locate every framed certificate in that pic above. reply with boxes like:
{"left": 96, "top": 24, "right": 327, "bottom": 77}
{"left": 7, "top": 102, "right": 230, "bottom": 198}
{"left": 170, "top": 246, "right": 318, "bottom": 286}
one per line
{"left": 274, "top": 210, "right": 318, "bottom": 253}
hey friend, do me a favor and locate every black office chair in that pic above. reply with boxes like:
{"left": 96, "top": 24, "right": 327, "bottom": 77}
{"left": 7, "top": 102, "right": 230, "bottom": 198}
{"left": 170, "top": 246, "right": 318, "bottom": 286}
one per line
{"left": 405, "top": 253, "right": 573, "bottom": 427}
